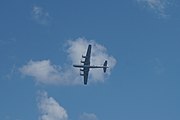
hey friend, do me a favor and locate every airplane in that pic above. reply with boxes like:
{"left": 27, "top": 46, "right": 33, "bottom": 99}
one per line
{"left": 73, "top": 44, "right": 108, "bottom": 85}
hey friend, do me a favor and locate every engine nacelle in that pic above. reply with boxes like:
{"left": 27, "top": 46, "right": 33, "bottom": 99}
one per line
{"left": 80, "top": 73, "right": 84, "bottom": 76}
{"left": 80, "top": 69, "right": 84, "bottom": 71}
{"left": 81, "top": 60, "right": 85, "bottom": 63}
{"left": 82, "top": 55, "right": 86, "bottom": 58}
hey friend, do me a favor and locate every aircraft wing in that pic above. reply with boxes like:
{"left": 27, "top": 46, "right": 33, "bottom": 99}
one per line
{"left": 82, "top": 45, "right": 91, "bottom": 84}
{"left": 83, "top": 45, "right": 91, "bottom": 66}
{"left": 83, "top": 69, "right": 89, "bottom": 85}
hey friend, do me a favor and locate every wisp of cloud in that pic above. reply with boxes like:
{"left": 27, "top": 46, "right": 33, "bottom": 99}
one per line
{"left": 32, "top": 5, "right": 51, "bottom": 25}
{"left": 79, "top": 112, "right": 98, "bottom": 120}
{"left": 137, "top": 0, "right": 170, "bottom": 17}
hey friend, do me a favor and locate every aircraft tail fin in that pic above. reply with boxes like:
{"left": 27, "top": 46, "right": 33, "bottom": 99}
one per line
{"left": 103, "top": 60, "right": 108, "bottom": 73}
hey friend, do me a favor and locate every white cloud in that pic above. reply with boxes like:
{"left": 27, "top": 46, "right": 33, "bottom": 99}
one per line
{"left": 19, "top": 60, "right": 62, "bottom": 84}
{"left": 79, "top": 113, "right": 98, "bottom": 120}
{"left": 37, "top": 91, "right": 100, "bottom": 120}
{"left": 19, "top": 59, "right": 82, "bottom": 85}
{"left": 32, "top": 5, "right": 51, "bottom": 25}
{"left": 136, "top": 0, "right": 170, "bottom": 17}
{"left": 20, "top": 38, "right": 116, "bottom": 85}
{"left": 37, "top": 91, "right": 68, "bottom": 120}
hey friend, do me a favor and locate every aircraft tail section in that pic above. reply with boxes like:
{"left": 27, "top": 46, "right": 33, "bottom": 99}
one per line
{"left": 103, "top": 60, "right": 108, "bottom": 73}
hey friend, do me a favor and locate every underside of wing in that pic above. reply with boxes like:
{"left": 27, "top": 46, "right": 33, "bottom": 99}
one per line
{"left": 84, "top": 45, "right": 91, "bottom": 66}
{"left": 83, "top": 69, "right": 89, "bottom": 85}
{"left": 84, "top": 73, "right": 88, "bottom": 85}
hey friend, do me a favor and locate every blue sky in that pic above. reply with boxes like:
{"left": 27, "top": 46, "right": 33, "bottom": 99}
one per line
{"left": 0, "top": 0, "right": 180, "bottom": 120}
